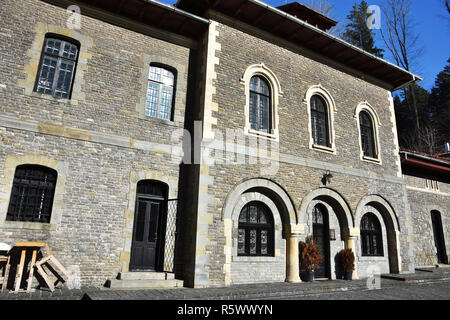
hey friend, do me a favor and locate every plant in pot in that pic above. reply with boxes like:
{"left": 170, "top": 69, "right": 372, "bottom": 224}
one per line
{"left": 299, "top": 236, "right": 323, "bottom": 282}
{"left": 339, "top": 248, "right": 355, "bottom": 280}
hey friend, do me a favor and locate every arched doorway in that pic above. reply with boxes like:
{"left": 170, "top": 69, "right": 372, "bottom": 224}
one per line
{"left": 431, "top": 210, "right": 448, "bottom": 264}
{"left": 312, "top": 204, "right": 331, "bottom": 279}
{"left": 130, "top": 180, "right": 168, "bottom": 271}
{"left": 299, "top": 188, "right": 353, "bottom": 280}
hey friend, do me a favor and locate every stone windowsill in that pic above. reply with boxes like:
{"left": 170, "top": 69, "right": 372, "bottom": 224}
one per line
{"left": 246, "top": 128, "right": 279, "bottom": 141}
{"left": 312, "top": 143, "right": 336, "bottom": 154}
{"left": 358, "top": 255, "right": 386, "bottom": 261}
{"left": 0, "top": 221, "right": 57, "bottom": 231}
{"left": 232, "top": 256, "right": 279, "bottom": 262}
{"left": 27, "top": 91, "right": 79, "bottom": 106}
{"left": 362, "top": 155, "right": 382, "bottom": 164}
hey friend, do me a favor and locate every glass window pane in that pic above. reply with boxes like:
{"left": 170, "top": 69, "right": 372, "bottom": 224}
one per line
{"left": 146, "top": 82, "right": 160, "bottom": 117}
{"left": 45, "top": 38, "right": 61, "bottom": 55}
{"left": 36, "top": 55, "right": 58, "bottom": 94}
{"left": 249, "top": 229, "right": 257, "bottom": 254}
{"left": 249, "top": 205, "right": 258, "bottom": 223}
{"left": 238, "top": 229, "right": 245, "bottom": 254}
{"left": 147, "top": 66, "right": 174, "bottom": 119}
{"left": 54, "top": 59, "right": 75, "bottom": 98}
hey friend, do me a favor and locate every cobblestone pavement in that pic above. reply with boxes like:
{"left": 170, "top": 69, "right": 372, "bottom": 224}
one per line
{"left": 266, "top": 279, "right": 450, "bottom": 300}
{"left": 0, "top": 268, "right": 449, "bottom": 300}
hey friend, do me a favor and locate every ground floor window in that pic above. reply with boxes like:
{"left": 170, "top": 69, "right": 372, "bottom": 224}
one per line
{"left": 6, "top": 164, "right": 57, "bottom": 223}
{"left": 238, "top": 201, "right": 274, "bottom": 256}
{"left": 361, "top": 212, "right": 383, "bottom": 256}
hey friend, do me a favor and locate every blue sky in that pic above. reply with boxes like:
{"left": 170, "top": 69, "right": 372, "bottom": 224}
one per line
{"left": 159, "top": 0, "right": 449, "bottom": 91}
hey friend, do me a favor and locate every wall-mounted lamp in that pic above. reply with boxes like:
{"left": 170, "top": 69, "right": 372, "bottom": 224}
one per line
{"left": 321, "top": 170, "right": 333, "bottom": 186}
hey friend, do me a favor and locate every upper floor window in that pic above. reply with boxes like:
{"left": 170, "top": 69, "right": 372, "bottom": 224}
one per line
{"left": 6, "top": 165, "right": 57, "bottom": 224}
{"left": 361, "top": 212, "right": 383, "bottom": 256}
{"left": 35, "top": 35, "right": 79, "bottom": 99}
{"left": 146, "top": 65, "right": 175, "bottom": 120}
{"left": 238, "top": 201, "right": 274, "bottom": 256}
{"left": 359, "top": 111, "right": 377, "bottom": 159}
{"left": 310, "top": 95, "right": 330, "bottom": 147}
{"left": 249, "top": 76, "right": 271, "bottom": 134}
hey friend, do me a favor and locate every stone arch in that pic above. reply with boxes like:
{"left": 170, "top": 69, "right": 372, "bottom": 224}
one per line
{"left": 222, "top": 178, "right": 297, "bottom": 285}
{"left": 299, "top": 187, "right": 353, "bottom": 234}
{"left": 355, "top": 195, "right": 401, "bottom": 274}
{"left": 222, "top": 178, "right": 297, "bottom": 226}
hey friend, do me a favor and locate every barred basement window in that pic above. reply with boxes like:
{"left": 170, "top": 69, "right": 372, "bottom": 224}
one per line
{"left": 249, "top": 76, "right": 271, "bottom": 134}
{"left": 6, "top": 165, "right": 57, "bottom": 224}
{"left": 359, "top": 111, "right": 377, "bottom": 158}
{"left": 35, "top": 35, "right": 80, "bottom": 99}
{"left": 361, "top": 213, "right": 383, "bottom": 256}
{"left": 238, "top": 201, "right": 274, "bottom": 256}
{"left": 146, "top": 65, "right": 175, "bottom": 120}
{"left": 310, "top": 95, "right": 330, "bottom": 147}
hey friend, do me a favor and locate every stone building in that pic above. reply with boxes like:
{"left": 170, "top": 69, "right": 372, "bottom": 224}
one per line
{"left": 0, "top": 0, "right": 448, "bottom": 289}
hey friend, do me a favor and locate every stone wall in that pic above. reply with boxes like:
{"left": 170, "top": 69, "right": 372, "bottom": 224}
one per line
{"left": 0, "top": 0, "right": 196, "bottom": 286}
{"left": 404, "top": 176, "right": 450, "bottom": 267}
{"left": 187, "top": 12, "right": 414, "bottom": 287}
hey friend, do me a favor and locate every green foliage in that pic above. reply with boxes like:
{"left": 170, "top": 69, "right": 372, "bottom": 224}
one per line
{"left": 342, "top": 0, "right": 384, "bottom": 57}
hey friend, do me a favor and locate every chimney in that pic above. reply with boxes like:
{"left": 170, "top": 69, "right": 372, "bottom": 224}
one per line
{"left": 445, "top": 143, "right": 450, "bottom": 153}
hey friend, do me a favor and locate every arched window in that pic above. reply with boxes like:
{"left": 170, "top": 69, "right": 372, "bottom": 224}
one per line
{"left": 310, "top": 95, "right": 330, "bottom": 147}
{"left": 35, "top": 35, "right": 80, "bottom": 99}
{"left": 6, "top": 165, "right": 57, "bottom": 223}
{"left": 146, "top": 65, "right": 175, "bottom": 120}
{"left": 361, "top": 213, "right": 383, "bottom": 256}
{"left": 238, "top": 201, "right": 274, "bottom": 256}
{"left": 249, "top": 76, "right": 271, "bottom": 133}
{"left": 359, "top": 111, "right": 377, "bottom": 158}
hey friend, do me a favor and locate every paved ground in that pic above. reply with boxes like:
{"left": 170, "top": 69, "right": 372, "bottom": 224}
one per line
{"left": 265, "top": 279, "right": 450, "bottom": 300}
{"left": 0, "top": 267, "right": 449, "bottom": 300}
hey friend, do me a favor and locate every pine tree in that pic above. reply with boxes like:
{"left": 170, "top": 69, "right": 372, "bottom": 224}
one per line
{"left": 342, "top": 1, "right": 384, "bottom": 58}
{"left": 429, "top": 59, "right": 450, "bottom": 149}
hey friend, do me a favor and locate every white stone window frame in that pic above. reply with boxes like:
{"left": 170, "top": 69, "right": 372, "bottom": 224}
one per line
{"left": 231, "top": 192, "right": 284, "bottom": 261}
{"left": 240, "top": 63, "right": 283, "bottom": 142}
{"left": 304, "top": 84, "right": 337, "bottom": 154}
{"left": 0, "top": 154, "right": 67, "bottom": 231}
{"left": 354, "top": 101, "right": 382, "bottom": 164}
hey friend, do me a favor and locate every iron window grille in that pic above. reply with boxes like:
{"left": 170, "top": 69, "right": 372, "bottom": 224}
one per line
{"left": 35, "top": 36, "right": 79, "bottom": 99}
{"left": 310, "top": 95, "right": 330, "bottom": 147}
{"left": 361, "top": 213, "right": 384, "bottom": 256}
{"left": 146, "top": 65, "right": 175, "bottom": 120}
{"left": 238, "top": 201, "right": 274, "bottom": 256}
{"left": 249, "top": 76, "right": 271, "bottom": 133}
{"left": 359, "top": 111, "right": 377, "bottom": 158}
{"left": 6, "top": 165, "right": 57, "bottom": 223}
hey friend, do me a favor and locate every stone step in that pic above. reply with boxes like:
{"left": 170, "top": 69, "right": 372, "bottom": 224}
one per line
{"left": 106, "top": 278, "right": 184, "bottom": 289}
{"left": 117, "top": 272, "right": 175, "bottom": 280}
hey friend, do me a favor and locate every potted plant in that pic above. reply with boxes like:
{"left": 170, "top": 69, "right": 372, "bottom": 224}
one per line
{"left": 339, "top": 248, "right": 355, "bottom": 280}
{"left": 299, "top": 236, "right": 323, "bottom": 282}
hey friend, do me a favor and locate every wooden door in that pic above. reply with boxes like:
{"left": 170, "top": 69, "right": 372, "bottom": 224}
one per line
{"left": 130, "top": 198, "right": 162, "bottom": 271}
{"left": 313, "top": 205, "right": 330, "bottom": 278}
